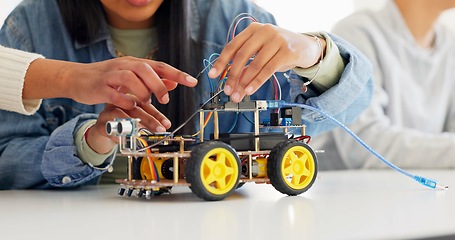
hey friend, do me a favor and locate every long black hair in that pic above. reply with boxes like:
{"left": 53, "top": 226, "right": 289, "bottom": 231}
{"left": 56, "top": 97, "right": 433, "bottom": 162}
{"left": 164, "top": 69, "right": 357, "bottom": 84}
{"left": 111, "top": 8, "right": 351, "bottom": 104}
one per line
{"left": 56, "top": 0, "right": 201, "bottom": 134}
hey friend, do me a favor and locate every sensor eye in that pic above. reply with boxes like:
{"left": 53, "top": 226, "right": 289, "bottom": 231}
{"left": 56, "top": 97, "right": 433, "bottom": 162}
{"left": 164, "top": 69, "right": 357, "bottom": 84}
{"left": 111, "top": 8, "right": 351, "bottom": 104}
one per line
{"left": 118, "top": 120, "right": 133, "bottom": 135}
{"left": 106, "top": 121, "right": 119, "bottom": 135}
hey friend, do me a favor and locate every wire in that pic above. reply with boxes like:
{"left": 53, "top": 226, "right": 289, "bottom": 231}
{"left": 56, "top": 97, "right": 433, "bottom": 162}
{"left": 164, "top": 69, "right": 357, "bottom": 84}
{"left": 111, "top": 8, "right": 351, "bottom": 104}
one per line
{"left": 196, "top": 56, "right": 219, "bottom": 79}
{"left": 281, "top": 101, "right": 448, "bottom": 190}
{"left": 227, "top": 112, "right": 239, "bottom": 133}
{"left": 153, "top": 161, "right": 160, "bottom": 182}
{"left": 192, "top": 112, "right": 213, "bottom": 137}
{"left": 242, "top": 112, "right": 255, "bottom": 125}
{"left": 231, "top": 16, "right": 257, "bottom": 40}
{"left": 137, "top": 138, "right": 159, "bottom": 181}
{"left": 138, "top": 90, "right": 225, "bottom": 151}
{"left": 272, "top": 73, "right": 282, "bottom": 101}
{"left": 203, "top": 59, "right": 215, "bottom": 92}
{"left": 295, "top": 135, "right": 311, "bottom": 144}
{"left": 226, "top": 13, "right": 258, "bottom": 44}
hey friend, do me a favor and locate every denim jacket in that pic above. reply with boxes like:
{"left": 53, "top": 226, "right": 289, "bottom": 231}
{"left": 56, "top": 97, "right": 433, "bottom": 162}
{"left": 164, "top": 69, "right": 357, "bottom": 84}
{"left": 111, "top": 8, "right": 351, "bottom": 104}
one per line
{"left": 0, "top": 0, "right": 372, "bottom": 189}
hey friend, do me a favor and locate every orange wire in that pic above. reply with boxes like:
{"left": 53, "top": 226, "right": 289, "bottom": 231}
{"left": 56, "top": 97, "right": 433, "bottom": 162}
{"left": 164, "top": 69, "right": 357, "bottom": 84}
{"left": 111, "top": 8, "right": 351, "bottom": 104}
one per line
{"left": 191, "top": 111, "right": 213, "bottom": 137}
{"left": 138, "top": 138, "right": 156, "bottom": 180}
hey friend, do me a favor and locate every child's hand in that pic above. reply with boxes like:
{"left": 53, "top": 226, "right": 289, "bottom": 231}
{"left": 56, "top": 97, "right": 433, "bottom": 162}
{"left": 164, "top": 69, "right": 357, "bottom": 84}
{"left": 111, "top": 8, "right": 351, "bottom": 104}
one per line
{"left": 85, "top": 95, "right": 171, "bottom": 154}
{"left": 208, "top": 23, "right": 325, "bottom": 102}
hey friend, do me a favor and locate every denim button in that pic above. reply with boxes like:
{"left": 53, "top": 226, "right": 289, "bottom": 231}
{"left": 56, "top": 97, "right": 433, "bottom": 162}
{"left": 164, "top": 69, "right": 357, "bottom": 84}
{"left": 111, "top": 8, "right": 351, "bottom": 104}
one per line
{"left": 62, "top": 176, "right": 72, "bottom": 184}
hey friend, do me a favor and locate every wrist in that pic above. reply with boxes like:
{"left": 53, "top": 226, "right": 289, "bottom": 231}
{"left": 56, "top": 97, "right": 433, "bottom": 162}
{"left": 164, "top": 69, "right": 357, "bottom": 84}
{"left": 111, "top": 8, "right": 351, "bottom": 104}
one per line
{"left": 297, "top": 34, "right": 326, "bottom": 69}
{"left": 55, "top": 61, "right": 81, "bottom": 101}
{"left": 86, "top": 123, "right": 116, "bottom": 154}
{"left": 75, "top": 120, "right": 117, "bottom": 168}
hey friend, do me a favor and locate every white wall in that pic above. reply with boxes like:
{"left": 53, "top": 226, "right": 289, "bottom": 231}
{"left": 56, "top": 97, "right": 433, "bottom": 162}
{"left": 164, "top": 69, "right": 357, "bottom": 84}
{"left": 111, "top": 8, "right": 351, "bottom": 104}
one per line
{"left": 253, "top": 0, "right": 355, "bottom": 32}
{"left": 352, "top": 0, "right": 386, "bottom": 11}
{"left": 254, "top": 0, "right": 388, "bottom": 32}
{"left": 256, "top": 0, "right": 455, "bottom": 33}
{"left": 0, "top": 0, "right": 22, "bottom": 28}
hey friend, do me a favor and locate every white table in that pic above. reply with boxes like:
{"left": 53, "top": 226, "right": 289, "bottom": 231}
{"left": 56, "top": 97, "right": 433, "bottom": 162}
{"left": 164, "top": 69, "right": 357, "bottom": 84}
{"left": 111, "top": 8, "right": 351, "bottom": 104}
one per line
{"left": 1, "top": 170, "right": 454, "bottom": 240}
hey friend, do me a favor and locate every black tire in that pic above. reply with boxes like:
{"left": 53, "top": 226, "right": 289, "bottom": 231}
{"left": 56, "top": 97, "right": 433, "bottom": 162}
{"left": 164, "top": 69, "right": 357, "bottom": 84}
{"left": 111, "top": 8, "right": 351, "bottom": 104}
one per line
{"left": 267, "top": 140, "right": 318, "bottom": 196}
{"left": 185, "top": 141, "right": 240, "bottom": 201}
{"left": 236, "top": 182, "right": 246, "bottom": 189}
{"left": 154, "top": 187, "right": 172, "bottom": 196}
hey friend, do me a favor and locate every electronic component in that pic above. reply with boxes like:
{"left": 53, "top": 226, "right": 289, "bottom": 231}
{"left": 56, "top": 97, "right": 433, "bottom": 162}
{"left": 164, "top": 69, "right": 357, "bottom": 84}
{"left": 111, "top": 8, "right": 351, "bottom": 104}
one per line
{"left": 108, "top": 99, "right": 317, "bottom": 201}
{"left": 106, "top": 11, "right": 447, "bottom": 204}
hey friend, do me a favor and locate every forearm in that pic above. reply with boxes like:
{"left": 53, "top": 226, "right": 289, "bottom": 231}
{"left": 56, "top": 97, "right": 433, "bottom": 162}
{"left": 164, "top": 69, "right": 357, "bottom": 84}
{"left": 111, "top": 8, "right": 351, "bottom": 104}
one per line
{"left": 332, "top": 115, "right": 455, "bottom": 169}
{"left": 23, "top": 58, "right": 77, "bottom": 100}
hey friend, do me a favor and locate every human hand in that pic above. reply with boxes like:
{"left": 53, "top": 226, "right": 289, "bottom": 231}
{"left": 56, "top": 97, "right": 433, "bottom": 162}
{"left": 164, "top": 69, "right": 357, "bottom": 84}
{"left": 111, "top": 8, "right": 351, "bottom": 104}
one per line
{"left": 208, "top": 23, "right": 325, "bottom": 102}
{"left": 24, "top": 57, "right": 198, "bottom": 110}
{"left": 85, "top": 95, "right": 171, "bottom": 154}
{"left": 66, "top": 57, "right": 198, "bottom": 109}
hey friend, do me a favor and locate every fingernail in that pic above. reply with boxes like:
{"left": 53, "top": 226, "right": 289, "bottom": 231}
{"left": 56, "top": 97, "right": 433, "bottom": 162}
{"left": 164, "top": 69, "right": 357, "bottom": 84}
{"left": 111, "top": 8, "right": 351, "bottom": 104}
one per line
{"left": 160, "top": 93, "right": 169, "bottom": 103}
{"left": 231, "top": 92, "right": 240, "bottom": 102}
{"left": 245, "top": 86, "right": 254, "bottom": 95}
{"left": 161, "top": 119, "right": 171, "bottom": 128}
{"left": 224, "top": 85, "right": 232, "bottom": 95}
{"left": 156, "top": 126, "right": 166, "bottom": 132}
{"left": 208, "top": 68, "right": 217, "bottom": 77}
{"left": 186, "top": 75, "right": 198, "bottom": 84}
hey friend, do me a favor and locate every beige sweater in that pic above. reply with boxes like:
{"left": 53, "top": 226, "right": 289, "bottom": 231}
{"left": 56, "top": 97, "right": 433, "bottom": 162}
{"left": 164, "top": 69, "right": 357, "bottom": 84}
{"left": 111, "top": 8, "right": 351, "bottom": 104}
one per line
{"left": 0, "top": 46, "right": 42, "bottom": 115}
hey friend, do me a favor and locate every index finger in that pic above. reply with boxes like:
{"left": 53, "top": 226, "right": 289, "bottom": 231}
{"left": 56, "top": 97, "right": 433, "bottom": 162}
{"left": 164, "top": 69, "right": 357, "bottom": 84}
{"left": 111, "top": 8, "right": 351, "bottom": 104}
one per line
{"left": 118, "top": 62, "right": 170, "bottom": 104}
{"left": 208, "top": 23, "right": 259, "bottom": 79}
{"left": 148, "top": 60, "right": 198, "bottom": 87}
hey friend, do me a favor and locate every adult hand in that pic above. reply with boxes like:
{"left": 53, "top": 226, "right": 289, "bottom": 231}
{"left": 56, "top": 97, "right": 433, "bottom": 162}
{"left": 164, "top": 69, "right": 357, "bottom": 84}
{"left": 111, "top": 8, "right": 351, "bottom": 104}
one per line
{"left": 24, "top": 57, "right": 198, "bottom": 110}
{"left": 208, "top": 23, "right": 325, "bottom": 102}
{"left": 85, "top": 95, "right": 171, "bottom": 154}
{"left": 66, "top": 57, "right": 198, "bottom": 109}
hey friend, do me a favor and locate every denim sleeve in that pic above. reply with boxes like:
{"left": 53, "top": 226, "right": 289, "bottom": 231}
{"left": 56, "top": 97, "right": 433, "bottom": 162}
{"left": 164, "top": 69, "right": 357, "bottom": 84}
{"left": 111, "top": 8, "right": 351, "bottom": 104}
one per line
{"left": 0, "top": 110, "right": 107, "bottom": 189}
{"left": 0, "top": 5, "right": 108, "bottom": 189}
{"left": 196, "top": 0, "right": 373, "bottom": 136}
{"left": 0, "top": 6, "right": 34, "bottom": 52}
{"left": 291, "top": 33, "right": 374, "bottom": 136}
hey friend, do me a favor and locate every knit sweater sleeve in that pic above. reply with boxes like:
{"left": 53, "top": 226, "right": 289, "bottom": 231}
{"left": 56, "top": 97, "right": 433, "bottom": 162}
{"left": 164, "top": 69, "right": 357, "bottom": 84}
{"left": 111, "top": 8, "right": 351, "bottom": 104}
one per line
{"left": 0, "top": 46, "right": 43, "bottom": 115}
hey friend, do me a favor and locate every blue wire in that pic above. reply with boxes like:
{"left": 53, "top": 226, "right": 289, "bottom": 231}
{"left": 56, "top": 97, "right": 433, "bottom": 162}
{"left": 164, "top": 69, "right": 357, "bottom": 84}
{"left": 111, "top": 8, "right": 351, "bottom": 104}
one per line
{"left": 227, "top": 112, "right": 239, "bottom": 133}
{"left": 202, "top": 59, "right": 214, "bottom": 92}
{"left": 281, "top": 101, "right": 445, "bottom": 189}
{"left": 208, "top": 53, "right": 220, "bottom": 63}
{"left": 242, "top": 112, "right": 255, "bottom": 125}
{"left": 202, "top": 53, "right": 221, "bottom": 92}
{"left": 153, "top": 161, "right": 160, "bottom": 182}
{"left": 218, "top": 78, "right": 227, "bottom": 90}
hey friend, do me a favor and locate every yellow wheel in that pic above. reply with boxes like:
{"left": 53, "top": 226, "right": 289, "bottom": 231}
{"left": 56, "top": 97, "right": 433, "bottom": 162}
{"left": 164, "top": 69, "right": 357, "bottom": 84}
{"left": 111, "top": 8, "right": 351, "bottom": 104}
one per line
{"left": 185, "top": 141, "right": 240, "bottom": 201}
{"left": 267, "top": 140, "right": 318, "bottom": 195}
